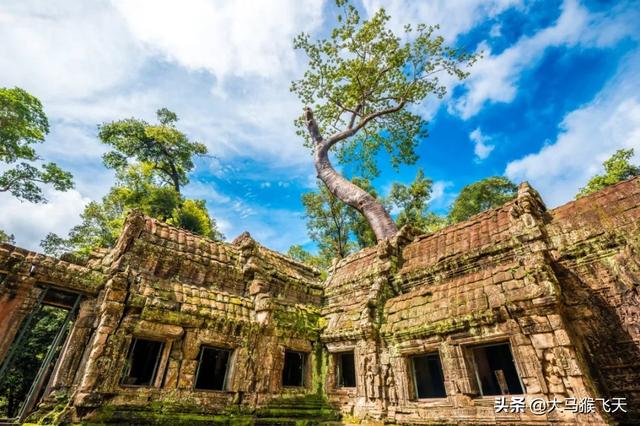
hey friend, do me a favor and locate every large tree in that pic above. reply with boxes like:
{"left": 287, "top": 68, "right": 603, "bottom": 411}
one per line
{"left": 448, "top": 176, "right": 517, "bottom": 223}
{"left": 296, "top": 171, "right": 449, "bottom": 268}
{"left": 43, "top": 106, "right": 223, "bottom": 260}
{"left": 577, "top": 148, "right": 640, "bottom": 198}
{"left": 294, "top": 178, "right": 378, "bottom": 269}
{"left": 99, "top": 108, "right": 207, "bottom": 194}
{"left": 0, "top": 87, "right": 73, "bottom": 203}
{"left": 346, "top": 177, "right": 379, "bottom": 249}
{"left": 291, "top": 0, "right": 475, "bottom": 241}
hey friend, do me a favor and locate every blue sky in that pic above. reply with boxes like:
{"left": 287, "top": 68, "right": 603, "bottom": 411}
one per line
{"left": 1, "top": 0, "right": 639, "bottom": 253}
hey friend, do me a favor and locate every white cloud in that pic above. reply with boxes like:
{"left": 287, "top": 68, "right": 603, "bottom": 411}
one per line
{"left": 178, "top": 79, "right": 313, "bottom": 168}
{"left": 0, "top": 189, "right": 90, "bottom": 251}
{"left": 429, "top": 180, "right": 455, "bottom": 210}
{"left": 111, "top": 0, "right": 325, "bottom": 82}
{"left": 0, "top": 0, "right": 321, "bottom": 174}
{"left": 214, "top": 217, "right": 233, "bottom": 237}
{"left": 38, "top": 122, "right": 107, "bottom": 161}
{"left": 0, "top": 0, "right": 143, "bottom": 101}
{"left": 2, "top": 0, "right": 638, "bottom": 254}
{"left": 505, "top": 52, "right": 640, "bottom": 207}
{"left": 453, "top": 0, "right": 639, "bottom": 119}
{"left": 469, "top": 128, "right": 495, "bottom": 161}
{"left": 47, "top": 89, "right": 164, "bottom": 126}
{"left": 182, "top": 179, "right": 232, "bottom": 205}
{"left": 361, "top": 0, "right": 522, "bottom": 42}
{"left": 361, "top": 0, "right": 523, "bottom": 121}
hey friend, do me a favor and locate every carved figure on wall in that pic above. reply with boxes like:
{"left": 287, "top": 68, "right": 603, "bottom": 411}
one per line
{"left": 543, "top": 348, "right": 567, "bottom": 395}
{"left": 620, "top": 285, "right": 640, "bottom": 339}
{"left": 372, "top": 363, "right": 381, "bottom": 399}
{"left": 364, "top": 355, "right": 376, "bottom": 400}
{"left": 359, "top": 354, "right": 367, "bottom": 397}
{"left": 383, "top": 364, "right": 397, "bottom": 403}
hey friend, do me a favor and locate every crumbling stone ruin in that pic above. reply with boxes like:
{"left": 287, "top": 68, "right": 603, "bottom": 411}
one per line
{"left": 1, "top": 177, "right": 639, "bottom": 425}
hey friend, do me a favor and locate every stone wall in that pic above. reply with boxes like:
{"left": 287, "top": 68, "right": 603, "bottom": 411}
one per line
{"left": 70, "top": 213, "right": 329, "bottom": 422}
{"left": 1, "top": 178, "right": 639, "bottom": 425}
{"left": 320, "top": 182, "right": 609, "bottom": 424}
{"left": 547, "top": 178, "right": 640, "bottom": 422}
{"left": 0, "top": 244, "right": 103, "bottom": 363}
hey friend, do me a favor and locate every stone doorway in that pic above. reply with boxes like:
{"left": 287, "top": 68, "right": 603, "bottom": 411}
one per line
{"left": 0, "top": 286, "right": 81, "bottom": 423}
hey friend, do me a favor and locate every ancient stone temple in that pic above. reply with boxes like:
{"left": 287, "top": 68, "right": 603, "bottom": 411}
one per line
{"left": 1, "top": 177, "right": 639, "bottom": 425}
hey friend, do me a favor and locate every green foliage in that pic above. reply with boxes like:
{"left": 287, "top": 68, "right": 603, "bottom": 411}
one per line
{"left": 291, "top": 1, "right": 476, "bottom": 177}
{"left": 111, "top": 163, "right": 181, "bottom": 220}
{"left": 448, "top": 176, "right": 518, "bottom": 223}
{"left": 170, "top": 199, "right": 224, "bottom": 240}
{"left": 0, "top": 87, "right": 73, "bottom": 203}
{"left": 0, "top": 87, "right": 48, "bottom": 162}
{"left": 42, "top": 108, "right": 221, "bottom": 259}
{"left": 0, "top": 229, "right": 15, "bottom": 244}
{"left": 99, "top": 108, "right": 207, "bottom": 193}
{"left": 302, "top": 184, "right": 354, "bottom": 266}
{"left": 388, "top": 169, "right": 447, "bottom": 233}
{"left": 577, "top": 148, "right": 640, "bottom": 198}
{"left": 0, "top": 305, "right": 68, "bottom": 418}
{"left": 287, "top": 244, "right": 331, "bottom": 272}
{"left": 41, "top": 197, "right": 124, "bottom": 259}
{"left": 0, "top": 162, "right": 74, "bottom": 203}
{"left": 298, "top": 172, "right": 449, "bottom": 268}
{"left": 42, "top": 164, "right": 223, "bottom": 259}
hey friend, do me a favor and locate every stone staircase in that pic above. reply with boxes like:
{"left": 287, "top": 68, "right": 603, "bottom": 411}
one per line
{"left": 253, "top": 394, "right": 341, "bottom": 425}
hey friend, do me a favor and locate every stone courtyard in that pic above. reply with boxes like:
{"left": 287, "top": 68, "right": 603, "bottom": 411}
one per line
{"left": 1, "top": 177, "right": 639, "bottom": 425}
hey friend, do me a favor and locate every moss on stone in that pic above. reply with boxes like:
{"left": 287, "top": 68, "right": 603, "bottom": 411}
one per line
{"left": 272, "top": 304, "right": 324, "bottom": 339}
{"left": 140, "top": 305, "right": 204, "bottom": 327}
{"left": 89, "top": 403, "right": 254, "bottom": 425}
{"left": 389, "top": 309, "right": 497, "bottom": 340}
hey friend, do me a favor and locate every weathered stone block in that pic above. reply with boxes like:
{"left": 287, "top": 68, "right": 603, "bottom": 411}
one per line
{"left": 530, "top": 332, "right": 556, "bottom": 349}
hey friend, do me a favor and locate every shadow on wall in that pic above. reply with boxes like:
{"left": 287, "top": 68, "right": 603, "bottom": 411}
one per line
{"left": 555, "top": 263, "right": 640, "bottom": 424}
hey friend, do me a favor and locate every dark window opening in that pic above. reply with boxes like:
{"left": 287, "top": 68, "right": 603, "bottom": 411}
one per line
{"left": 412, "top": 353, "right": 446, "bottom": 398}
{"left": 282, "top": 350, "right": 306, "bottom": 387}
{"left": 195, "top": 346, "right": 231, "bottom": 391}
{"left": 336, "top": 351, "right": 356, "bottom": 388}
{"left": 121, "top": 338, "right": 163, "bottom": 386}
{"left": 41, "top": 288, "right": 81, "bottom": 309}
{"left": 472, "top": 343, "right": 523, "bottom": 396}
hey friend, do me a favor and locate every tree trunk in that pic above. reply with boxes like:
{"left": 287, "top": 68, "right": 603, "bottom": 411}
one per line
{"left": 306, "top": 108, "right": 397, "bottom": 242}
{"left": 314, "top": 146, "right": 397, "bottom": 241}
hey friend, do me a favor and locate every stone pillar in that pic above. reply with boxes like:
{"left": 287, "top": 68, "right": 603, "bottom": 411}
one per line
{"left": 46, "top": 298, "right": 97, "bottom": 392}
{"left": 74, "top": 272, "right": 130, "bottom": 405}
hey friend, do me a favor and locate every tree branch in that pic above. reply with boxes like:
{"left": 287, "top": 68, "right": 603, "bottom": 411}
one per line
{"left": 323, "top": 100, "right": 406, "bottom": 150}
{"left": 0, "top": 174, "right": 47, "bottom": 192}
{"left": 348, "top": 103, "right": 363, "bottom": 129}
{"left": 304, "top": 107, "right": 324, "bottom": 145}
